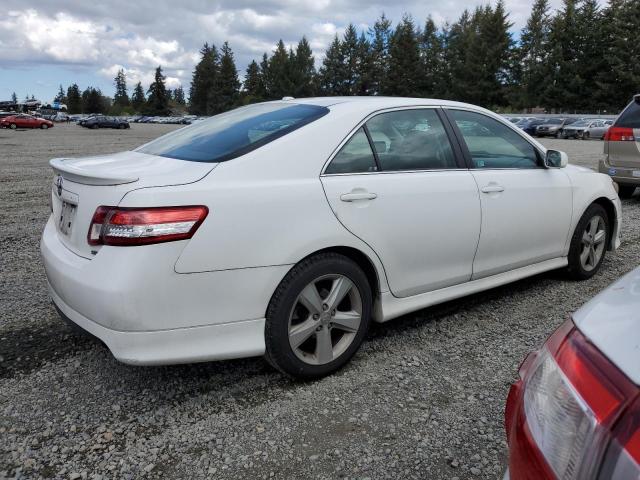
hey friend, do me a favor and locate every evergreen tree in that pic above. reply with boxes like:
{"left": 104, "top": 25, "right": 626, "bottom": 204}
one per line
{"left": 82, "top": 87, "right": 105, "bottom": 114}
{"left": 340, "top": 24, "right": 362, "bottom": 95}
{"left": 386, "top": 15, "right": 421, "bottom": 97}
{"left": 11, "top": 92, "right": 17, "bottom": 103}
{"left": 368, "top": 14, "right": 393, "bottom": 95}
{"left": 146, "top": 66, "right": 170, "bottom": 115}
{"left": 356, "top": 32, "right": 373, "bottom": 95}
{"left": 173, "top": 86, "right": 186, "bottom": 105}
{"left": 113, "top": 69, "right": 129, "bottom": 106}
{"left": 189, "top": 43, "right": 219, "bottom": 115}
{"left": 266, "top": 40, "right": 295, "bottom": 99}
{"left": 479, "top": 1, "right": 514, "bottom": 107}
{"left": 318, "top": 35, "right": 345, "bottom": 95}
{"left": 208, "top": 42, "right": 240, "bottom": 114}
{"left": 54, "top": 85, "right": 66, "bottom": 103}
{"left": 131, "top": 82, "right": 146, "bottom": 111}
{"left": 291, "top": 37, "right": 316, "bottom": 97}
{"left": 244, "top": 60, "right": 266, "bottom": 101}
{"left": 66, "top": 84, "right": 82, "bottom": 113}
{"left": 419, "top": 16, "right": 445, "bottom": 97}
{"left": 517, "top": 0, "right": 552, "bottom": 109}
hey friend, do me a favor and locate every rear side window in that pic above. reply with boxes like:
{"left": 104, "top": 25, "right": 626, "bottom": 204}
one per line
{"left": 137, "top": 103, "right": 329, "bottom": 162}
{"left": 325, "top": 128, "right": 378, "bottom": 174}
{"left": 365, "top": 109, "right": 457, "bottom": 171}
{"left": 616, "top": 100, "right": 640, "bottom": 128}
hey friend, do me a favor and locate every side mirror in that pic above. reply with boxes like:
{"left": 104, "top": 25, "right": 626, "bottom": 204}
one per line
{"left": 545, "top": 150, "right": 568, "bottom": 168}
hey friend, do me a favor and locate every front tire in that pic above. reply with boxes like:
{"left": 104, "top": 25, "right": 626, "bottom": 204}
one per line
{"left": 264, "top": 253, "right": 372, "bottom": 380}
{"left": 9, "top": 123, "right": 17, "bottom": 130}
{"left": 566, "top": 204, "right": 609, "bottom": 280}
{"left": 583, "top": 131, "right": 590, "bottom": 140}
{"left": 41, "top": 124, "right": 48, "bottom": 129}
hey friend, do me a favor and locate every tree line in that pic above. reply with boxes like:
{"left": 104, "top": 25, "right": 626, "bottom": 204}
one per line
{"left": 30, "top": 0, "right": 640, "bottom": 116}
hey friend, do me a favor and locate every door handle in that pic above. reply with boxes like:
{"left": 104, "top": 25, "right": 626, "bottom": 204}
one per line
{"left": 340, "top": 191, "right": 378, "bottom": 202}
{"left": 481, "top": 184, "right": 505, "bottom": 194}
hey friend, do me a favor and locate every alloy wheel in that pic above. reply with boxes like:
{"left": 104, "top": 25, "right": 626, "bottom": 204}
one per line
{"left": 287, "top": 274, "right": 362, "bottom": 365}
{"left": 580, "top": 215, "right": 606, "bottom": 272}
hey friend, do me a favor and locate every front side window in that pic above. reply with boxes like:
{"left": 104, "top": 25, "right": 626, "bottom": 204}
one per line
{"left": 449, "top": 110, "right": 540, "bottom": 169}
{"left": 137, "top": 103, "right": 329, "bottom": 162}
{"left": 325, "top": 128, "right": 378, "bottom": 174}
{"left": 364, "top": 109, "right": 456, "bottom": 171}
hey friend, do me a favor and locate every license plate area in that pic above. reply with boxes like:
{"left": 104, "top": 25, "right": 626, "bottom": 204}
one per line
{"left": 58, "top": 201, "right": 77, "bottom": 235}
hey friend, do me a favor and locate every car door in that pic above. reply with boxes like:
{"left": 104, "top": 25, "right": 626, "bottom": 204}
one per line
{"left": 590, "top": 121, "right": 605, "bottom": 138}
{"left": 445, "top": 108, "right": 573, "bottom": 279}
{"left": 321, "top": 107, "right": 481, "bottom": 298}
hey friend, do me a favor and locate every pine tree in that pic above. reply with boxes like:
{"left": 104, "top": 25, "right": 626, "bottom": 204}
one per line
{"left": 113, "top": 69, "right": 129, "bottom": 107}
{"left": 208, "top": 42, "right": 240, "bottom": 114}
{"left": 189, "top": 43, "right": 219, "bottom": 115}
{"left": 291, "top": 37, "right": 316, "bottom": 97}
{"left": 340, "top": 24, "right": 361, "bottom": 95}
{"left": 54, "top": 85, "right": 66, "bottom": 103}
{"left": 368, "top": 14, "right": 393, "bottom": 95}
{"left": 244, "top": 60, "right": 266, "bottom": 101}
{"left": 11, "top": 92, "right": 17, "bottom": 103}
{"left": 356, "top": 32, "right": 373, "bottom": 95}
{"left": 479, "top": 1, "right": 514, "bottom": 107}
{"left": 267, "top": 40, "right": 295, "bottom": 99}
{"left": 319, "top": 35, "right": 345, "bottom": 95}
{"left": 419, "top": 16, "right": 445, "bottom": 97}
{"left": 146, "top": 66, "right": 170, "bottom": 115}
{"left": 387, "top": 15, "right": 421, "bottom": 97}
{"left": 131, "top": 82, "right": 146, "bottom": 111}
{"left": 173, "top": 86, "right": 186, "bottom": 105}
{"left": 66, "top": 84, "right": 82, "bottom": 113}
{"left": 82, "top": 87, "right": 105, "bottom": 114}
{"left": 517, "top": 0, "right": 552, "bottom": 109}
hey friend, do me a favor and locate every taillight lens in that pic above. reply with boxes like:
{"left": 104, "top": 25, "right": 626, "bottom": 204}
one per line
{"left": 604, "top": 127, "right": 635, "bottom": 142}
{"left": 87, "top": 205, "right": 208, "bottom": 246}
{"left": 506, "top": 319, "right": 640, "bottom": 480}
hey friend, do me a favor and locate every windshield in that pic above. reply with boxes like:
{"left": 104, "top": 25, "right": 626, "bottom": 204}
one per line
{"left": 137, "top": 103, "right": 329, "bottom": 162}
{"left": 571, "top": 120, "right": 590, "bottom": 127}
{"left": 544, "top": 118, "right": 563, "bottom": 125}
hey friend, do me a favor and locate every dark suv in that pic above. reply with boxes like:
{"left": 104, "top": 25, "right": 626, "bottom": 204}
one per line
{"left": 82, "top": 116, "right": 130, "bottom": 129}
{"left": 599, "top": 95, "right": 640, "bottom": 198}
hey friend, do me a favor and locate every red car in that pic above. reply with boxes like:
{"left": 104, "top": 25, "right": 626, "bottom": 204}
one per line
{"left": 0, "top": 114, "right": 54, "bottom": 130}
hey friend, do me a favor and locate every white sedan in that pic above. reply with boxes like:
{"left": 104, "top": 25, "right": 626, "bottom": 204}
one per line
{"left": 504, "top": 267, "right": 640, "bottom": 479}
{"left": 41, "top": 97, "right": 622, "bottom": 379}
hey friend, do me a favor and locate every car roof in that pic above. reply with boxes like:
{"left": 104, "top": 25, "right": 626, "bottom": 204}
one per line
{"left": 275, "top": 96, "right": 481, "bottom": 110}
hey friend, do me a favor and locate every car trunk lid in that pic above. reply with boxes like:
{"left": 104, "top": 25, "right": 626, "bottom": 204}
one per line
{"left": 49, "top": 151, "right": 216, "bottom": 258}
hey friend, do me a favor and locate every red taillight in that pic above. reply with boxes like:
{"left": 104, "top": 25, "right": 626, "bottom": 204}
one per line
{"left": 87, "top": 205, "right": 208, "bottom": 246}
{"left": 505, "top": 319, "right": 640, "bottom": 480}
{"left": 604, "top": 127, "right": 635, "bottom": 141}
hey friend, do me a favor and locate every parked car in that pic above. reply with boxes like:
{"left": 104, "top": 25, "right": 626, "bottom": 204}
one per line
{"left": 519, "top": 118, "right": 546, "bottom": 135}
{"left": 599, "top": 94, "right": 640, "bottom": 199}
{"left": 504, "top": 266, "right": 640, "bottom": 480}
{"left": 81, "top": 115, "right": 130, "bottom": 129}
{"left": 562, "top": 119, "right": 611, "bottom": 140}
{"left": 535, "top": 118, "right": 572, "bottom": 138}
{"left": 0, "top": 114, "right": 53, "bottom": 129}
{"left": 42, "top": 98, "right": 621, "bottom": 379}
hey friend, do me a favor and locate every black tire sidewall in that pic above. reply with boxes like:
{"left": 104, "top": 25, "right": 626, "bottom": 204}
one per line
{"left": 265, "top": 254, "right": 373, "bottom": 380}
{"left": 617, "top": 185, "right": 636, "bottom": 199}
{"left": 567, "top": 204, "right": 609, "bottom": 280}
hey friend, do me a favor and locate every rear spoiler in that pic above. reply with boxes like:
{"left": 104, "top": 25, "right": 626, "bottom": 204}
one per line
{"left": 50, "top": 157, "right": 139, "bottom": 186}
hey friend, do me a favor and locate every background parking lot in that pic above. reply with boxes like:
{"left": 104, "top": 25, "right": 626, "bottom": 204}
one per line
{"left": 1, "top": 124, "right": 639, "bottom": 479}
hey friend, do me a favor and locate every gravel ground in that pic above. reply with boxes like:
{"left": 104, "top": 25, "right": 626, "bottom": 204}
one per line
{"left": 1, "top": 124, "right": 639, "bottom": 480}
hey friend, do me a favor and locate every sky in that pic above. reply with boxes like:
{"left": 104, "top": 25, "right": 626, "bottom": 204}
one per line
{"left": 0, "top": 0, "right": 566, "bottom": 103}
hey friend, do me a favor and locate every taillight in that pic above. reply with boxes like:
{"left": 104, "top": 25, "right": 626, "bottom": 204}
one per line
{"left": 505, "top": 319, "right": 640, "bottom": 480}
{"left": 604, "top": 127, "right": 635, "bottom": 141}
{"left": 87, "top": 205, "right": 208, "bottom": 246}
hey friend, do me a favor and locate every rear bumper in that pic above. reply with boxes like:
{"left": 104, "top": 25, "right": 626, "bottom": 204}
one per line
{"left": 40, "top": 215, "right": 289, "bottom": 364}
{"left": 51, "top": 284, "right": 265, "bottom": 365}
{"left": 599, "top": 157, "right": 640, "bottom": 186}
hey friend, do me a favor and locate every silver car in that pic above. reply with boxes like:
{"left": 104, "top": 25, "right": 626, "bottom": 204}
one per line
{"left": 599, "top": 95, "right": 640, "bottom": 198}
{"left": 562, "top": 118, "right": 611, "bottom": 140}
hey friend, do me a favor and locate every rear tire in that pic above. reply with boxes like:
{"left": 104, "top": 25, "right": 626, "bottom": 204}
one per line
{"left": 583, "top": 131, "right": 590, "bottom": 140}
{"left": 264, "top": 253, "right": 372, "bottom": 380}
{"left": 119, "top": 124, "right": 126, "bottom": 129}
{"left": 9, "top": 123, "right": 16, "bottom": 130}
{"left": 617, "top": 185, "right": 637, "bottom": 199}
{"left": 566, "top": 204, "right": 610, "bottom": 280}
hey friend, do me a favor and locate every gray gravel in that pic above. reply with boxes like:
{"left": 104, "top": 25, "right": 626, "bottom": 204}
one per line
{"left": 1, "top": 124, "right": 639, "bottom": 479}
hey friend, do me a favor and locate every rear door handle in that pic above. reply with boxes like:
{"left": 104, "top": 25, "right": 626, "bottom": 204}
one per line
{"left": 481, "top": 184, "right": 505, "bottom": 193}
{"left": 340, "top": 191, "right": 378, "bottom": 202}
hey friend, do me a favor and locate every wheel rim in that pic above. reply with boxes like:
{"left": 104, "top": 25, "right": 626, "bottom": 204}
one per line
{"left": 580, "top": 215, "right": 606, "bottom": 272}
{"left": 10, "top": 124, "right": 16, "bottom": 129}
{"left": 288, "top": 274, "right": 362, "bottom": 366}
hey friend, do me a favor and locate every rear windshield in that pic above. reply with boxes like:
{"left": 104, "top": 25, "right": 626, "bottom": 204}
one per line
{"left": 137, "top": 103, "right": 329, "bottom": 162}
{"left": 616, "top": 100, "right": 640, "bottom": 128}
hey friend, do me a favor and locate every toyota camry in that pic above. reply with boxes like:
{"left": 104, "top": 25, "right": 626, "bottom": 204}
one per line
{"left": 41, "top": 97, "right": 621, "bottom": 379}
